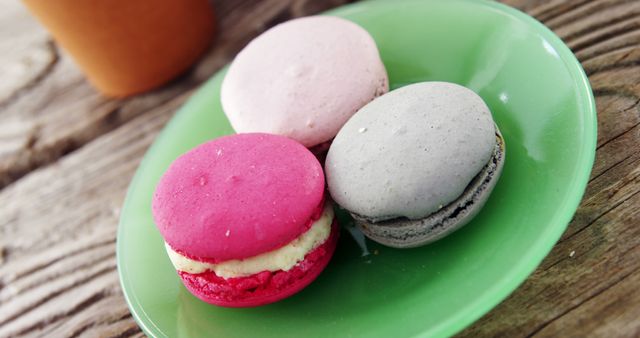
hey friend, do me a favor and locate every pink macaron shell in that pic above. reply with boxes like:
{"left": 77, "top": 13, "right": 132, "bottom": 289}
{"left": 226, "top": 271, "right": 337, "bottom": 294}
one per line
{"left": 178, "top": 220, "right": 339, "bottom": 307}
{"left": 221, "top": 16, "right": 389, "bottom": 148}
{"left": 152, "top": 133, "right": 325, "bottom": 262}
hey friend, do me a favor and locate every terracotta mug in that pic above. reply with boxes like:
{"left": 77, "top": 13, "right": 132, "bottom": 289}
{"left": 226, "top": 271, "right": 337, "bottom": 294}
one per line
{"left": 22, "top": 0, "right": 215, "bottom": 97}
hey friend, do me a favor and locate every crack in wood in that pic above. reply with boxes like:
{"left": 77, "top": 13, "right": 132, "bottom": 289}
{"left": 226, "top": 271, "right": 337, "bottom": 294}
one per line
{"left": 614, "top": 46, "right": 637, "bottom": 64}
{"left": 0, "top": 93, "right": 180, "bottom": 191}
{"left": 0, "top": 263, "right": 114, "bottom": 329}
{"left": 536, "top": 202, "right": 640, "bottom": 276}
{"left": 1, "top": 242, "right": 116, "bottom": 304}
{"left": 580, "top": 44, "right": 637, "bottom": 65}
{"left": 0, "top": 40, "right": 60, "bottom": 111}
{"left": 592, "top": 87, "right": 639, "bottom": 99}
{"left": 577, "top": 33, "right": 640, "bottom": 64}
{"left": 15, "top": 289, "right": 109, "bottom": 337}
{"left": 525, "top": 266, "right": 640, "bottom": 337}
{"left": 112, "top": 326, "right": 143, "bottom": 338}
{"left": 108, "top": 312, "right": 135, "bottom": 326}
{"left": 571, "top": 35, "right": 640, "bottom": 65}
{"left": 59, "top": 296, "right": 133, "bottom": 338}
{"left": 561, "top": 176, "right": 640, "bottom": 245}
{"left": 545, "top": 0, "right": 637, "bottom": 29}
{"left": 563, "top": 10, "right": 640, "bottom": 44}
{"left": 596, "top": 121, "right": 640, "bottom": 152}
{"left": 67, "top": 320, "right": 103, "bottom": 338}
{"left": 34, "top": 293, "right": 136, "bottom": 338}
{"left": 262, "top": 5, "right": 293, "bottom": 30}
{"left": 622, "top": 97, "right": 640, "bottom": 113}
{"left": 590, "top": 148, "right": 637, "bottom": 183}
{"left": 534, "top": 0, "right": 594, "bottom": 23}
{"left": 0, "top": 236, "right": 115, "bottom": 286}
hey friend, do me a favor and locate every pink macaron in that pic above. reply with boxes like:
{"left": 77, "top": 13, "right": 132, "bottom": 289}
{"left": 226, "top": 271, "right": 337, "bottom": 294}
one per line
{"left": 152, "top": 133, "right": 338, "bottom": 307}
{"left": 221, "top": 16, "right": 389, "bottom": 149}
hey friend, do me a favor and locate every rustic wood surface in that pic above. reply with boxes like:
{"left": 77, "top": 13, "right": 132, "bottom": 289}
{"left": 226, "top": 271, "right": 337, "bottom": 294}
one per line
{"left": 0, "top": 0, "right": 638, "bottom": 337}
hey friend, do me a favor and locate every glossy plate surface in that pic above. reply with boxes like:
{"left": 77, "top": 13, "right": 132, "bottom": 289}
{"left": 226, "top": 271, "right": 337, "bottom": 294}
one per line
{"left": 117, "top": 0, "right": 596, "bottom": 337}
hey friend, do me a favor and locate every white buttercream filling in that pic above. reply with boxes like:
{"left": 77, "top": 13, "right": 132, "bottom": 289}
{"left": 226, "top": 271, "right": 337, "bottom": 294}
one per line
{"left": 165, "top": 202, "right": 334, "bottom": 279}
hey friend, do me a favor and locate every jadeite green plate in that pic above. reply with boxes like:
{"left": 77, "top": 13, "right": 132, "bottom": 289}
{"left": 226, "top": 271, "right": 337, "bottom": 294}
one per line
{"left": 117, "top": 0, "right": 596, "bottom": 337}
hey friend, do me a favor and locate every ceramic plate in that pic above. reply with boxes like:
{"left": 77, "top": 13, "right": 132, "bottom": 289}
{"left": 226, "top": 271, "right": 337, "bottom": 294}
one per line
{"left": 117, "top": 0, "right": 596, "bottom": 337}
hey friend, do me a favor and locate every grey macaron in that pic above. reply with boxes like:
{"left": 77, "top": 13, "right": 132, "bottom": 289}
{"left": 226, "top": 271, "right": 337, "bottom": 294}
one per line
{"left": 325, "top": 82, "right": 505, "bottom": 248}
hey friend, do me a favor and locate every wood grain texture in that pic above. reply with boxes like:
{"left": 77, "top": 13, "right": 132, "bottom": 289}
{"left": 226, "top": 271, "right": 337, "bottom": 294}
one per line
{"left": 0, "top": 0, "right": 638, "bottom": 337}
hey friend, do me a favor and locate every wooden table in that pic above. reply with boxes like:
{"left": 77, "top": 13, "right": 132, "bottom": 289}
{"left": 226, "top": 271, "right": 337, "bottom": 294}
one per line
{"left": 1, "top": 0, "right": 638, "bottom": 337}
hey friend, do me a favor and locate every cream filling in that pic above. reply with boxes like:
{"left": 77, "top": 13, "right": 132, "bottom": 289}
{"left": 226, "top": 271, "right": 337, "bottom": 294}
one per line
{"left": 165, "top": 202, "right": 334, "bottom": 279}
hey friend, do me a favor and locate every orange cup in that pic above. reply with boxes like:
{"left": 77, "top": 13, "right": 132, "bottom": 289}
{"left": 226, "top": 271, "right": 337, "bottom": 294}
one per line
{"left": 22, "top": 0, "right": 215, "bottom": 97}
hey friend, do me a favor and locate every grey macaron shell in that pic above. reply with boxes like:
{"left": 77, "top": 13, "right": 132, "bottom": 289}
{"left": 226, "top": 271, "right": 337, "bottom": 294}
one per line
{"left": 326, "top": 82, "right": 496, "bottom": 221}
{"left": 354, "top": 132, "right": 505, "bottom": 248}
{"left": 325, "top": 81, "right": 505, "bottom": 248}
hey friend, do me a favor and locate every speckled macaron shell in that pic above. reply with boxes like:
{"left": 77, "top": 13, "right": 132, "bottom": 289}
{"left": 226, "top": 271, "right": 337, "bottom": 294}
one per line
{"left": 152, "top": 133, "right": 325, "bottom": 262}
{"left": 326, "top": 82, "right": 497, "bottom": 222}
{"left": 354, "top": 132, "right": 505, "bottom": 248}
{"left": 221, "top": 16, "right": 388, "bottom": 148}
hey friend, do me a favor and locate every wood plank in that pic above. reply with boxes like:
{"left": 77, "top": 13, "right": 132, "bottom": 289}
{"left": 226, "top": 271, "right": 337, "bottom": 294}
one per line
{"left": 534, "top": 269, "right": 640, "bottom": 338}
{"left": 0, "top": 97, "right": 178, "bottom": 337}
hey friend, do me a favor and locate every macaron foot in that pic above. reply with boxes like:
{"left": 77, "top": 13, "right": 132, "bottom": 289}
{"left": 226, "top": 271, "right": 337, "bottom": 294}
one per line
{"left": 178, "top": 221, "right": 339, "bottom": 307}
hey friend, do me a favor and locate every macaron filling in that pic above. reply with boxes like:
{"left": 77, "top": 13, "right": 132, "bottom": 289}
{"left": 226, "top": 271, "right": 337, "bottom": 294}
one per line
{"left": 165, "top": 202, "right": 334, "bottom": 279}
{"left": 177, "top": 222, "right": 339, "bottom": 306}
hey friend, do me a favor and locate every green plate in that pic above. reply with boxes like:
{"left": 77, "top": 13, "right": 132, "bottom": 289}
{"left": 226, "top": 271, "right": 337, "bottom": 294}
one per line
{"left": 117, "top": 0, "right": 596, "bottom": 337}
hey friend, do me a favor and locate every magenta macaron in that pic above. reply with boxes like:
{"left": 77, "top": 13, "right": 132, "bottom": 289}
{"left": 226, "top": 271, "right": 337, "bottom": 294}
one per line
{"left": 152, "top": 133, "right": 338, "bottom": 307}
